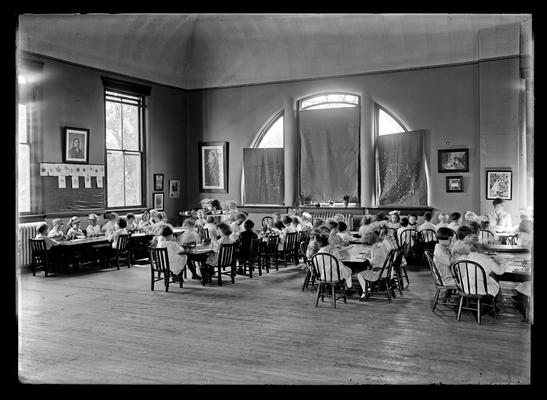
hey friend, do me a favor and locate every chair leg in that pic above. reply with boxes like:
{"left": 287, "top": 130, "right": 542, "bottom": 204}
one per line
{"left": 151, "top": 269, "right": 155, "bottom": 291}
{"left": 231, "top": 266, "right": 235, "bottom": 284}
{"left": 218, "top": 266, "right": 222, "bottom": 286}
{"left": 331, "top": 285, "right": 336, "bottom": 308}
{"left": 315, "top": 284, "right": 322, "bottom": 306}
{"left": 343, "top": 282, "right": 348, "bottom": 304}
{"left": 302, "top": 270, "right": 311, "bottom": 291}
{"left": 116, "top": 255, "right": 120, "bottom": 270}
{"left": 477, "top": 298, "right": 481, "bottom": 325}
{"left": 164, "top": 275, "right": 169, "bottom": 292}
{"left": 432, "top": 288, "right": 440, "bottom": 312}
{"left": 249, "top": 261, "right": 253, "bottom": 279}
{"left": 257, "top": 260, "right": 262, "bottom": 276}
{"left": 457, "top": 296, "right": 463, "bottom": 320}
{"left": 385, "top": 280, "right": 392, "bottom": 303}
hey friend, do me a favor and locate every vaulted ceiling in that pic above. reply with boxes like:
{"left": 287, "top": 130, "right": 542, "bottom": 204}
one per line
{"left": 18, "top": 14, "right": 532, "bottom": 89}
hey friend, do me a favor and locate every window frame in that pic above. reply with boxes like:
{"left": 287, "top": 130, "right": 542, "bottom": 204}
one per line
{"left": 104, "top": 89, "right": 146, "bottom": 210}
{"left": 17, "top": 103, "right": 31, "bottom": 214}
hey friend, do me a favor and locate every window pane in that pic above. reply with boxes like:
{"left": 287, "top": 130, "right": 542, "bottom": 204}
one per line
{"left": 301, "top": 94, "right": 359, "bottom": 109}
{"left": 378, "top": 109, "right": 406, "bottom": 136}
{"left": 257, "top": 116, "right": 284, "bottom": 148}
{"left": 18, "top": 104, "right": 28, "bottom": 143}
{"left": 124, "top": 154, "right": 141, "bottom": 206}
{"left": 106, "top": 101, "right": 122, "bottom": 149}
{"left": 122, "top": 104, "right": 139, "bottom": 151}
{"left": 107, "top": 151, "right": 124, "bottom": 207}
{"left": 18, "top": 144, "right": 31, "bottom": 212}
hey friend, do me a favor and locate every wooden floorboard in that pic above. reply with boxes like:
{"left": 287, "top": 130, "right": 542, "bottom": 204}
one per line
{"left": 18, "top": 261, "right": 530, "bottom": 384}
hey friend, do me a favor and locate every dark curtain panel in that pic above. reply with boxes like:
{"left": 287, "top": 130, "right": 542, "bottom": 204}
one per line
{"left": 299, "top": 108, "right": 360, "bottom": 203}
{"left": 378, "top": 130, "right": 428, "bottom": 206}
{"left": 243, "top": 148, "right": 284, "bottom": 204}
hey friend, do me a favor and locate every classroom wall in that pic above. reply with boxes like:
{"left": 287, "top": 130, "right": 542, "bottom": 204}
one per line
{"left": 187, "top": 61, "right": 491, "bottom": 214}
{"left": 22, "top": 55, "right": 188, "bottom": 223}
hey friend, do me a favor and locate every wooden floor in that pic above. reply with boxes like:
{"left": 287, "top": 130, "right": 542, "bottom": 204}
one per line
{"left": 18, "top": 259, "right": 531, "bottom": 384}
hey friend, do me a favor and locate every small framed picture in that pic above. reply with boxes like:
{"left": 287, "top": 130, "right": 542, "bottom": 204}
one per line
{"left": 486, "top": 170, "right": 512, "bottom": 200}
{"left": 438, "top": 148, "right": 469, "bottom": 173}
{"left": 153, "top": 174, "right": 164, "bottom": 191}
{"left": 169, "top": 179, "right": 180, "bottom": 198}
{"left": 63, "top": 127, "right": 89, "bottom": 164}
{"left": 446, "top": 176, "right": 463, "bottom": 192}
{"left": 153, "top": 192, "right": 164, "bottom": 211}
{"left": 199, "top": 141, "right": 229, "bottom": 193}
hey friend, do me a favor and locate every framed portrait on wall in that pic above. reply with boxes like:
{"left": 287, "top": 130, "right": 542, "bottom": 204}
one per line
{"left": 153, "top": 192, "right": 164, "bottom": 211}
{"left": 446, "top": 176, "right": 463, "bottom": 192}
{"left": 199, "top": 141, "right": 229, "bottom": 193}
{"left": 438, "top": 148, "right": 469, "bottom": 173}
{"left": 169, "top": 179, "right": 180, "bottom": 198}
{"left": 63, "top": 127, "right": 89, "bottom": 164}
{"left": 486, "top": 170, "right": 512, "bottom": 200}
{"left": 153, "top": 174, "right": 164, "bottom": 191}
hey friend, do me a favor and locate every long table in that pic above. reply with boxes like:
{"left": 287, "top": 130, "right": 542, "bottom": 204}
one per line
{"left": 338, "top": 244, "right": 371, "bottom": 273}
{"left": 482, "top": 245, "right": 531, "bottom": 282}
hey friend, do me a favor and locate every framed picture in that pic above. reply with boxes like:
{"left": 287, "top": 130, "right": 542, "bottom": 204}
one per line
{"left": 486, "top": 170, "right": 512, "bottom": 200}
{"left": 446, "top": 176, "right": 463, "bottom": 192}
{"left": 199, "top": 141, "right": 229, "bottom": 193}
{"left": 63, "top": 127, "right": 89, "bottom": 164}
{"left": 169, "top": 179, "right": 180, "bottom": 198}
{"left": 153, "top": 174, "right": 164, "bottom": 191}
{"left": 438, "top": 148, "right": 469, "bottom": 173}
{"left": 153, "top": 192, "right": 164, "bottom": 211}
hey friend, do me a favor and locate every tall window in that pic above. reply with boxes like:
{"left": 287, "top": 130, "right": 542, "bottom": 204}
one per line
{"left": 377, "top": 106, "right": 407, "bottom": 136}
{"left": 255, "top": 113, "right": 284, "bottom": 148}
{"left": 18, "top": 100, "right": 31, "bottom": 213}
{"left": 105, "top": 90, "right": 144, "bottom": 208}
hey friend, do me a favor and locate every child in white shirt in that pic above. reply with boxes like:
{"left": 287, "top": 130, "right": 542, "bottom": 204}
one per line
{"left": 156, "top": 224, "right": 189, "bottom": 280}
{"left": 180, "top": 219, "right": 201, "bottom": 244}
{"left": 126, "top": 213, "right": 138, "bottom": 232}
{"left": 109, "top": 217, "right": 128, "bottom": 249}
{"left": 48, "top": 218, "right": 65, "bottom": 240}
{"left": 204, "top": 216, "right": 219, "bottom": 240}
{"left": 35, "top": 223, "right": 60, "bottom": 250}
{"left": 66, "top": 217, "right": 86, "bottom": 239}
{"left": 86, "top": 214, "right": 101, "bottom": 237}
{"left": 101, "top": 212, "right": 119, "bottom": 237}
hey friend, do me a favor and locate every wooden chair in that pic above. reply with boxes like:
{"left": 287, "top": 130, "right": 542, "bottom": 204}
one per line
{"left": 390, "top": 246, "right": 406, "bottom": 296}
{"left": 278, "top": 231, "right": 298, "bottom": 268}
{"left": 259, "top": 234, "right": 279, "bottom": 272}
{"left": 451, "top": 260, "right": 497, "bottom": 324}
{"left": 106, "top": 233, "right": 132, "bottom": 270}
{"left": 262, "top": 216, "right": 273, "bottom": 229}
{"left": 506, "top": 235, "right": 518, "bottom": 245}
{"left": 360, "top": 249, "right": 397, "bottom": 303}
{"left": 197, "top": 227, "right": 210, "bottom": 241}
{"left": 149, "top": 247, "right": 183, "bottom": 292}
{"left": 424, "top": 251, "right": 459, "bottom": 312}
{"left": 398, "top": 229, "right": 422, "bottom": 265}
{"left": 312, "top": 253, "right": 348, "bottom": 308}
{"left": 301, "top": 241, "right": 318, "bottom": 291}
{"left": 29, "top": 239, "right": 57, "bottom": 277}
{"left": 208, "top": 243, "right": 236, "bottom": 286}
{"left": 238, "top": 238, "right": 261, "bottom": 278}
{"left": 479, "top": 229, "right": 496, "bottom": 245}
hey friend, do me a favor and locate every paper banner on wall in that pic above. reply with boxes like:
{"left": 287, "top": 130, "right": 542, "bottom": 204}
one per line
{"left": 58, "top": 175, "right": 66, "bottom": 188}
{"left": 81, "top": 166, "right": 88, "bottom": 176}
{"left": 96, "top": 176, "right": 103, "bottom": 188}
{"left": 84, "top": 175, "right": 91, "bottom": 188}
{"left": 89, "top": 165, "right": 99, "bottom": 176}
{"left": 63, "top": 164, "right": 70, "bottom": 176}
{"left": 72, "top": 176, "right": 79, "bottom": 189}
{"left": 54, "top": 164, "right": 63, "bottom": 176}
{"left": 97, "top": 165, "right": 104, "bottom": 176}
{"left": 40, "top": 164, "right": 48, "bottom": 176}
{"left": 73, "top": 165, "right": 82, "bottom": 176}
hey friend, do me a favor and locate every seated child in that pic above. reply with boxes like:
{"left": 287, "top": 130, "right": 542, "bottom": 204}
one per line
{"left": 433, "top": 227, "right": 457, "bottom": 286}
{"left": 109, "top": 217, "right": 128, "bottom": 249}
{"left": 237, "top": 219, "right": 259, "bottom": 260}
{"left": 516, "top": 219, "right": 533, "bottom": 247}
{"left": 101, "top": 212, "right": 119, "bottom": 237}
{"left": 205, "top": 223, "right": 236, "bottom": 269}
{"left": 180, "top": 219, "right": 201, "bottom": 244}
{"left": 230, "top": 212, "right": 247, "bottom": 241}
{"left": 337, "top": 221, "right": 353, "bottom": 243}
{"left": 387, "top": 211, "right": 401, "bottom": 230}
{"left": 418, "top": 211, "right": 437, "bottom": 232}
{"left": 299, "top": 212, "right": 313, "bottom": 232}
{"left": 138, "top": 209, "right": 152, "bottom": 231}
{"left": 66, "top": 217, "right": 86, "bottom": 239}
{"left": 448, "top": 212, "right": 462, "bottom": 232}
{"left": 126, "top": 213, "right": 138, "bottom": 232}
{"left": 306, "top": 228, "right": 322, "bottom": 260}
{"left": 48, "top": 218, "right": 65, "bottom": 240}
{"left": 314, "top": 233, "right": 353, "bottom": 289}
{"left": 86, "top": 214, "right": 101, "bottom": 237}
{"left": 408, "top": 213, "right": 418, "bottom": 229}
{"left": 204, "top": 216, "right": 219, "bottom": 240}
{"left": 151, "top": 212, "right": 167, "bottom": 236}
{"left": 156, "top": 224, "right": 189, "bottom": 281}
{"left": 35, "top": 222, "right": 60, "bottom": 250}
{"left": 435, "top": 212, "right": 450, "bottom": 229}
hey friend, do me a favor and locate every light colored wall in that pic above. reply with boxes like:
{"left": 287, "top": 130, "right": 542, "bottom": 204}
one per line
{"left": 23, "top": 55, "right": 188, "bottom": 223}
{"left": 187, "top": 61, "right": 507, "bottom": 216}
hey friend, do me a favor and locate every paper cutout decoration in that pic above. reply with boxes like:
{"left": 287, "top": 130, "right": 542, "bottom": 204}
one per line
{"left": 81, "top": 166, "right": 88, "bottom": 176}
{"left": 74, "top": 166, "right": 81, "bottom": 176}
{"left": 89, "top": 166, "right": 99, "bottom": 176}
{"left": 97, "top": 165, "right": 104, "bottom": 176}
{"left": 72, "top": 176, "right": 79, "bottom": 188}
{"left": 54, "top": 164, "right": 63, "bottom": 176}
{"left": 58, "top": 175, "right": 66, "bottom": 188}
{"left": 40, "top": 164, "right": 48, "bottom": 176}
{"left": 96, "top": 176, "right": 103, "bottom": 188}
{"left": 84, "top": 175, "right": 91, "bottom": 188}
{"left": 63, "top": 164, "right": 70, "bottom": 176}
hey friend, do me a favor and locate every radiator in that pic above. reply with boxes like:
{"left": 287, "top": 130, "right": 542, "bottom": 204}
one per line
{"left": 17, "top": 222, "right": 43, "bottom": 267}
{"left": 310, "top": 212, "right": 354, "bottom": 230}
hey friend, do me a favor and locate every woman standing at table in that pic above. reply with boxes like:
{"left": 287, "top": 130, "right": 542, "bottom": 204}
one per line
{"left": 488, "top": 198, "right": 513, "bottom": 232}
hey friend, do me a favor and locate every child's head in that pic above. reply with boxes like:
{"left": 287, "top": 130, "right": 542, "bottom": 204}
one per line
{"left": 291, "top": 217, "right": 300, "bottom": 226}
{"left": 317, "top": 233, "right": 330, "bottom": 248}
{"left": 338, "top": 221, "right": 347, "bottom": 233}
{"left": 400, "top": 217, "right": 409, "bottom": 227}
{"left": 117, "top": 218, "right": 127, "bottom": 229}
{"left": 467, "top": 221, "right": 481, "bottom": 235}
{"left": 390, "top": 213, "right": 400, "bottom": 223}
{"left": 37, "top": 222, "right": 49, "bottom": 235}
{"left": 126, "top": 213, "right": 135, "bottom": 224}
{"left": 326, "top": 219, "right": 339, "bottom": 231}
{"left": 361, "top": 215, "right": 372, "bottom": 226}
{"left": 243, "top": 219, "right": 255, "bottom": 231}
{"left": 334, "top": 214, "right": 345, "bottom": 223}
{"left": 235, "top": 212, "right": 247, "bottom": 224}
{"left": 52, "top": 218, "right": 63, "bottom": 230}
{"left": 206, "top": 216, "right": 215, "bottom": 224}
{"left": 436, "top": 227, "right": 454, "bottom": 246}
{"left": 210, "top": 199, "right": 221, "bottom": 210}
{"left": 456, "top": 225, "right": 472, "bottom": 241}
{"left": 493, "top": 198, "right": 505, "bottom": 212}
{"left": 438, "top": 212, "right": 449, "bottom": 223}
{"left": 423, "top": 211, "right": 432, "bottom": 222}
{"left": 69, "top": 216, "right": 81, "bottom": 229}
{"left": 464, "top": 211, "right": 479, "bottom": 224}
{"left": 313, "top": 218, "right": 325, "bottom": 229}
{"left": 150, "top": 209, "right": 158, "bottom": 221}
{"left": 142, "top": 209, "right": 150, "bottom": 221}
{"left": 272, "top": 212, "right": 281, "bottom": 221}
{"left": 109, "top": 212, "right": 119, "bottom": 222}
{"left": 183, "top": 219, "right": 195, "bottom": 230}
{"left": 362, "top": 231, "right": 380, "bottom": 245}
{"left": 88, "top": 214, "right": 99, "bottom": 226}
{"left": 226, "top": 200, "right": 238, "bottom": 211}
{"left": 310, "top": 228, "right": 322, "bottom": 241}
{"left": 518, "top": 219, "right": 533, "bottom": 234}
{"left": 450, "top": 212, "right": 461, "bottom": 224}
{"left": 301, "top": 212, "right": 312, "bottom": 223}
{"left": 160, "top": 224, "right": 174, "bottom": 240}
{"left": 282, "top": 215, "right": 292, "bottom": 226}
{"left": 408, "top": 214, "right": 417, "bottom": 224}
{"left": 217, "top": 222, "right": 232, "bottom": 237}
{"left": 479, "top": 215, "right": 490, "bottom": 229}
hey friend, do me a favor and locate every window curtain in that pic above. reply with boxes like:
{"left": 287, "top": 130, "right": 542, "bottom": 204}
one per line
{"left": 243, "top": 148, "right": 284, "bottom": 204}
{"left": 299, "top": 108, "right": 359, "bottom": 203}
{"left": 377, "top": 130, "right": 428, "bottom": 206}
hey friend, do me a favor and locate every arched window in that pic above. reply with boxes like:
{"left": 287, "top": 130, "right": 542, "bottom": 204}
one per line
{"left": 255, "top": 112, "right": 284, "bottom": 148}
{"left": 376, "top": 105, "right": 408, "bottom": 135}
{"left": 300, "top": 93, "right": 359, "bottom": 110}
